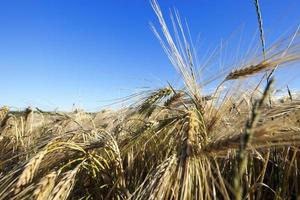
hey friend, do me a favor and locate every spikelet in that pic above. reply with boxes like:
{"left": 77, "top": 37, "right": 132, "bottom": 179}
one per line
{"left": 31, "top": 171, "right": 57, "bottom": 200}
{"left": 13, "top": 150, "right": 47, "bottom": 194}
{"left": 184, "top": 110, "right": 199, "bottom": 156}
{"left": 50, "top": 166, "right": 80, "bottom": 200}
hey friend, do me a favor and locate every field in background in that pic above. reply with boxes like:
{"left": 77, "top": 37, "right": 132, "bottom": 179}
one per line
{"left": 1, "top": 0, "right": 300, "bottom": 199}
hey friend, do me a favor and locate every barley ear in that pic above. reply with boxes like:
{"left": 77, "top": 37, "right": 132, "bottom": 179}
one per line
{"left": 31, "top": 171, "right": 57, "bottom": 200}
{"left": 50, "top": 166, "right": 80, "bottom": 200}
{"left": 13, "top": 150, "right": 47, "bottom": 194}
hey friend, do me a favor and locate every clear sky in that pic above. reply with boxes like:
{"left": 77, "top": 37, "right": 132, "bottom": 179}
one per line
{"left": 0, "top": 0, "right": 300, "bottom": 111}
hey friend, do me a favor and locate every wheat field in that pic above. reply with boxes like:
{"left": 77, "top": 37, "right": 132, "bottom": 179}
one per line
{"left": 1, "top": 1, "right": 300, "bottom": 199}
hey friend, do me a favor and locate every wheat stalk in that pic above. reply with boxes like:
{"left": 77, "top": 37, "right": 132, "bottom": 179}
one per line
{"left": 254, "top": 0, "right": 266, "bottom": 58}
{"left": 234, "top": 78, "right": 274, "bottom": 200}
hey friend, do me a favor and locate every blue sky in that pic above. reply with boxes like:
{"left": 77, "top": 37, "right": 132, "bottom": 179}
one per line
{"left": 0, "top": 0, "right": 300, "bottom": 111}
